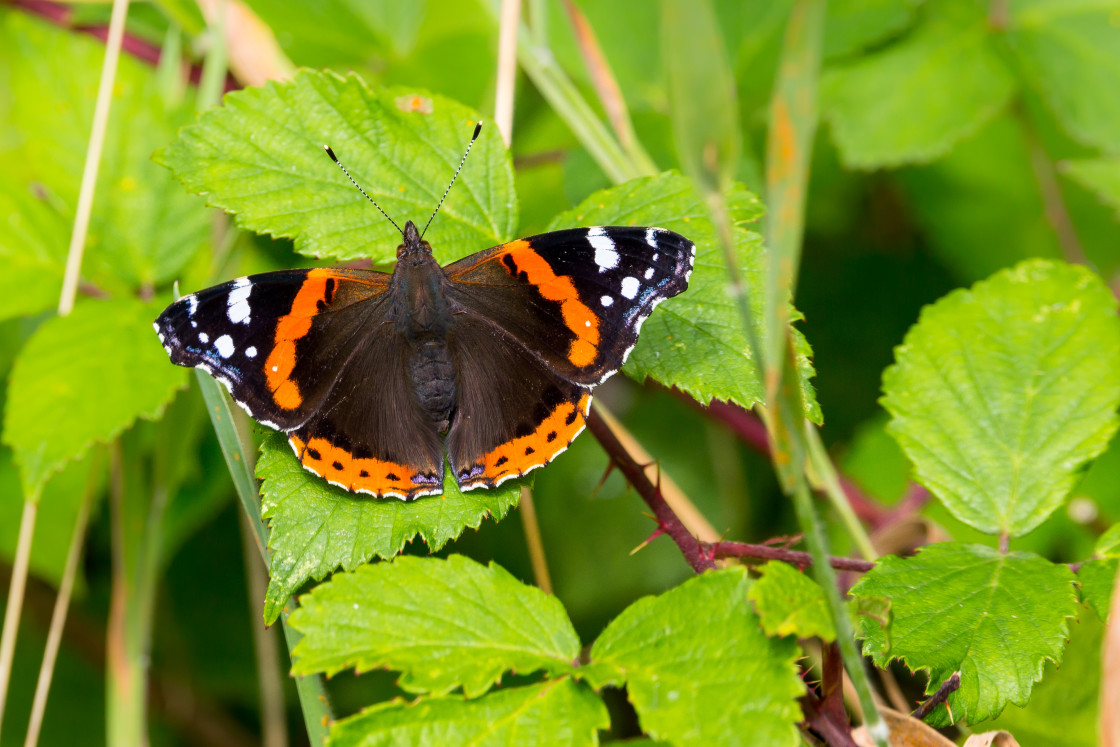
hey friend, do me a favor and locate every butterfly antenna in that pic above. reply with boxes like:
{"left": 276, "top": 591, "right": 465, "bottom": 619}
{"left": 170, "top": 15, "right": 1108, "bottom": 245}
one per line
{"left": 323, "top": 145, "right": 404, "bottom": 237}
{"left": 420, "top": 121, "right": 483, "bottom": 240}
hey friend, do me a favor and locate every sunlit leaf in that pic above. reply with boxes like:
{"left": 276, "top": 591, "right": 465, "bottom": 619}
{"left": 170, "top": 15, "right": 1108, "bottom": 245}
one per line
{"left": 747, "top": 560, "right": 835, "bottom": 641}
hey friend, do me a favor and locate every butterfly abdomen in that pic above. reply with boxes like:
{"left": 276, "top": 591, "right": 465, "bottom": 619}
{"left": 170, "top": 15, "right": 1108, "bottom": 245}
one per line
{"left": 410, "top": 338, "right": 455, "bottom": 432}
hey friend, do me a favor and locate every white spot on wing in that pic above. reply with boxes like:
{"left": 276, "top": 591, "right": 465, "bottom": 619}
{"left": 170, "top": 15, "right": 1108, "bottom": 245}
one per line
{"left": 199, "top": 332, "right": 210, "bottom": 344}
{"left": 645, "top": 228, "right": 659, "bottom": 249}
{"left": 588, "top": 227, "right": 619, "bottom": 273}
{"left": 644, "top": 267, "right": 654, "bottom": 280}
{"left": 620, "top": 276, "right": 640, "bottom": 299}
{"left": 227, "top": 277, "right": 252, "bottom": 325}
{"left": 245, "top": 346, "right": 257, "bottom": 358}
{"left": 600, "top": 295, "right": 614, "bottom": 307}
{"left": 215, "top": 334, "right": 235, "bottom": 358}
{"left": 187, "top": 295, "right": 198, "bottom": 316}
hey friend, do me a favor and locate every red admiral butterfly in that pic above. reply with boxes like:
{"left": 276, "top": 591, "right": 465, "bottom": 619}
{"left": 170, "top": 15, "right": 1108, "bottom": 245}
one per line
{"left": 155, "top": 124, "right": 693, "bottom": 499}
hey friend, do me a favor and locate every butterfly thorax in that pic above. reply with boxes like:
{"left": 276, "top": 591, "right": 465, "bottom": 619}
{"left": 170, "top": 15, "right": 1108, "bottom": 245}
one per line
{"left": 392, "top": 220, "right": 456, "bottom": 432}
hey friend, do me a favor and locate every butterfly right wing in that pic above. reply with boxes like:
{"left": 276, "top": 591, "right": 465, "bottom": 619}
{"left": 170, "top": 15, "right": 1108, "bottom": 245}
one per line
{"left": 156, "top": 267, "right": 444, "bottom": 499}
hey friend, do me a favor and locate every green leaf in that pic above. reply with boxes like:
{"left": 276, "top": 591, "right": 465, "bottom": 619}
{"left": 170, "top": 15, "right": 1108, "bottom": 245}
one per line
{"left": 881, "top": 259, "right": 1120, "bottom": 535}
{"left": 1077, "top": 557, "right": 1116, "bottom": 621}
{"left": 1010, "top": 0, "right": 1120, "bottom": 152}
{"left": 851, "top": 543, "right": 1078, "bottom": 726}
{"left": 256, "top": 431, "right": 521, "bottom": 624}
{"left": 985, "top": 614, "right": 1102, "bottom": 747}
{"left": 1062, "top": 158, "right": 1120, "bottom": 217}
{"left": 156, "top": 70, "right": 515, "bottom": 263}
{"left": 327, "top": 678, "right": 607, "bottom": 747}
{"left": 1096, "top": 523, "right": 1120, "bottom": 557}
{"left": 820, "top": 0, "right": 1014, "bottom": 168}
{"left": 0, "top": 180, "right": 67, "bottom": 322}
{"left": 546, "top": 172, "right": 820, "bottom": 421}
{"left": 584, "top": 567, "right": 803, "bottom": 747}
{"left": 1, "top": 299, "right": 188, "bottom": 495}
{"left": 290, "top": 555, "right": 579, "bottom": 697}
{"left": 747, "top": 561, "right": 835, "bottom": 641}
{"left": 0, "top": 11, "right": 208, "bottom": 291}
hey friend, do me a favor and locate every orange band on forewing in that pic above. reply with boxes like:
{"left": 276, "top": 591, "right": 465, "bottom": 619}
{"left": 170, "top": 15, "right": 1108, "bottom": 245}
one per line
{"left": 470, "top": 393, "right": 590, "bottom": 485}
{"left": 289, "top": 434, "right": 439, "bottom": 498}
{"left": 502, "top": 242, "right": 600, "bottom": 367}
{"left": 265, "top": 269, "right": 335, "bottom": 410}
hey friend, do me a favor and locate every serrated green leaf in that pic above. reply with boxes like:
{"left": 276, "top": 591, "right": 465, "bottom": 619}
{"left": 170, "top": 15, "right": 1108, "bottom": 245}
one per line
{"left": 256, "top": 431, "right": 521, "bottom": 624}
{"left": 851, "top": 543, "right": 1078, "bottom": 726}
{"left": 1077, "top": 557, "right": 1116, "bottom": 621}
{"left": 1062, "top": 158, "right": 1120, "bottom": 217}
{"left": 290, "top": 555, "right": 579, "bottom": 697}
{"left": 327, "top": 678, "right": 607, "bottom": 747}
{"left": 1096, "top": 523, "right": 1120, "bottom": 557}
{"left": 820, "top": 0, "right": 1014, "bottom": 168}
{"left": 747, "top": 561, "right": 835, "bottom": 641}
{"left": 0, "top": 11, "right": 208, "bottom": 291}
{"left": 156, "top": 70, "right": 515, "bottom": 263}
{"left": 546, "top": 172, "right": 820, "bottom": 421}
{"left": 881, "top": 260, "right": 1120, "bottom": 535}
{"left": 985, "top": 614, "right": 1101, "bottom": 747}
{"left": 1, "top": 299, "right": 187, "bottom": 495}
{"left": 1010, "top": 0, "right": 1120, "bottom": 152}
{"left": 584, "top": 567, "right": 803, "bottom": 747}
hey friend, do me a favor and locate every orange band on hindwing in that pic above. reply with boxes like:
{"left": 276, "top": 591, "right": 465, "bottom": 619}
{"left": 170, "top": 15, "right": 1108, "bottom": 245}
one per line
{"left": 500, "top": 241, "right": 600, "bottom": 367}
{"left": 289, "top": 434, "right": 442, "bottom": 498}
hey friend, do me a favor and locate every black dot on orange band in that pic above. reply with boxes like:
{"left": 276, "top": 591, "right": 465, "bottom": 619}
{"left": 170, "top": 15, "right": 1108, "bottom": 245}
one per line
{"left": 307, "top": 448, "right": 322, "bottom": 461}
{"left": 525, "top": 446, "right": 535, "bottom": 455}
{"left": 565, "top": 410, "right": 578, "bottom": 426}
{"left": 387, "top": 472, "right": 400, "bottom": 481}
{"left": 332, "top": 460, "right": 344, "bottom": 471}
{"left": 546, "top": 431, "right": 557, "bottom": 442}
{"left": 501, "top": 254, "right": 517, "bottom": 274}
{"left": 495, "top": 456, "right": 508, "bottom": 467}
{"left": 360, "top": 470, "right": 370, "bottom": 477}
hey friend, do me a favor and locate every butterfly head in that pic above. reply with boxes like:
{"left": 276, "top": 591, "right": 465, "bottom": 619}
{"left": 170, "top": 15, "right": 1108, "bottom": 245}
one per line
{"left": 397, "top": 220, "right": 434, "bottom": 263}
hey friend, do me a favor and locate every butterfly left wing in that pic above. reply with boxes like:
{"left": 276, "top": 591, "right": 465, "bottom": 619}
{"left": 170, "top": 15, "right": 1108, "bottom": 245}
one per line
{"left": 443, "top": 226, "right": 694, "bottom": 386}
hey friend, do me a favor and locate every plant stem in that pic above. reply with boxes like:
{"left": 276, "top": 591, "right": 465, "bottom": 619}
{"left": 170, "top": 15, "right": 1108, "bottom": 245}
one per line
{"left": 24, "top": 463, "right": 99, "bottom": 747}
{"left": 804, "top": 425, "right": 877, "bottom": 561}
{"left": 912, "top": 671, "right": 961, "bottom": 721}
{"left": 0, "top": 500, "right": 38, "bottom": 739}
{"left": 193, "top": 371, "right": 332, "bottom": 744}
{"left": 519, "top": 488, "right": 554, "bottom": 594}
{"left": 239, "top": 516, "right": 288, "bottom": 747}
{"left": 58, "top": 0, "right": 131, "bottom": 316}
{"left": 494, "top": 0, "right": 520, "bottom": 145}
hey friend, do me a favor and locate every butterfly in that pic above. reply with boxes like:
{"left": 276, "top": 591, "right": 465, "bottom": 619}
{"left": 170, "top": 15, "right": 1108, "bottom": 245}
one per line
{"left": 154, "top": 124, "right": 694, "bottom": 499}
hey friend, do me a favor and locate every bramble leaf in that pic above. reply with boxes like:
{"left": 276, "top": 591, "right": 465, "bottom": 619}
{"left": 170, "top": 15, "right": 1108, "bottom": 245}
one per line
{"left": 0, "top": 181, "right": 67, "bottom": 323}
{"left": 1009, "top": 0, "right": 1120, "bottom": 152}
{"left": 583, "top": 567, "right": 803, "bottom": 746}
{"left": 1096, "top": 523, "right": 1120, "bottom": 557}
{"left": 747, "top": 561, "right": 835, "bottom": 641}
{"left": 2, "top": 299, "right": 187, "bottom": 495}
{"left": 820, "top": 0, "right": 1014, "bottom": 168}
{"left": 546, "top": 172, "right": 819, "bottom": 421}
{"left": 156, "top": 70, "right": 516, "bottom": 264}
{"left": 290, "top": 555, "right": 579, "bottom": 697}
{"left": 851, "top": 543, "right": 1077, "bottom": 726}
{"left": 881, "top": 260, "right": 1120, "bottom": 535}
{"left": 327, "top": 678, "right": 607, "bottom": 747}
{"left": 255, "top": 431, "right": 521, "bottom": 624}
{"left": 1077, "top": 558, "right": 1116, "bottom": 621}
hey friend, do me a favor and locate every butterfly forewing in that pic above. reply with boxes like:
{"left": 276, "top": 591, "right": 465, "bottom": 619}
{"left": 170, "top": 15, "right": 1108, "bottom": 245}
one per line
{"left": 443, "top": 226, "right": 695, "bottom": 386}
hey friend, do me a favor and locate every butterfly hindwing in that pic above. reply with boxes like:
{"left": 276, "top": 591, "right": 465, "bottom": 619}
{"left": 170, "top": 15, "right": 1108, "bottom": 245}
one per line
{"left": 446, "top": 314, "right": 592, "bottom": 491}
{"left": 444, "top": 226, "right": 694, "bottom": 385}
